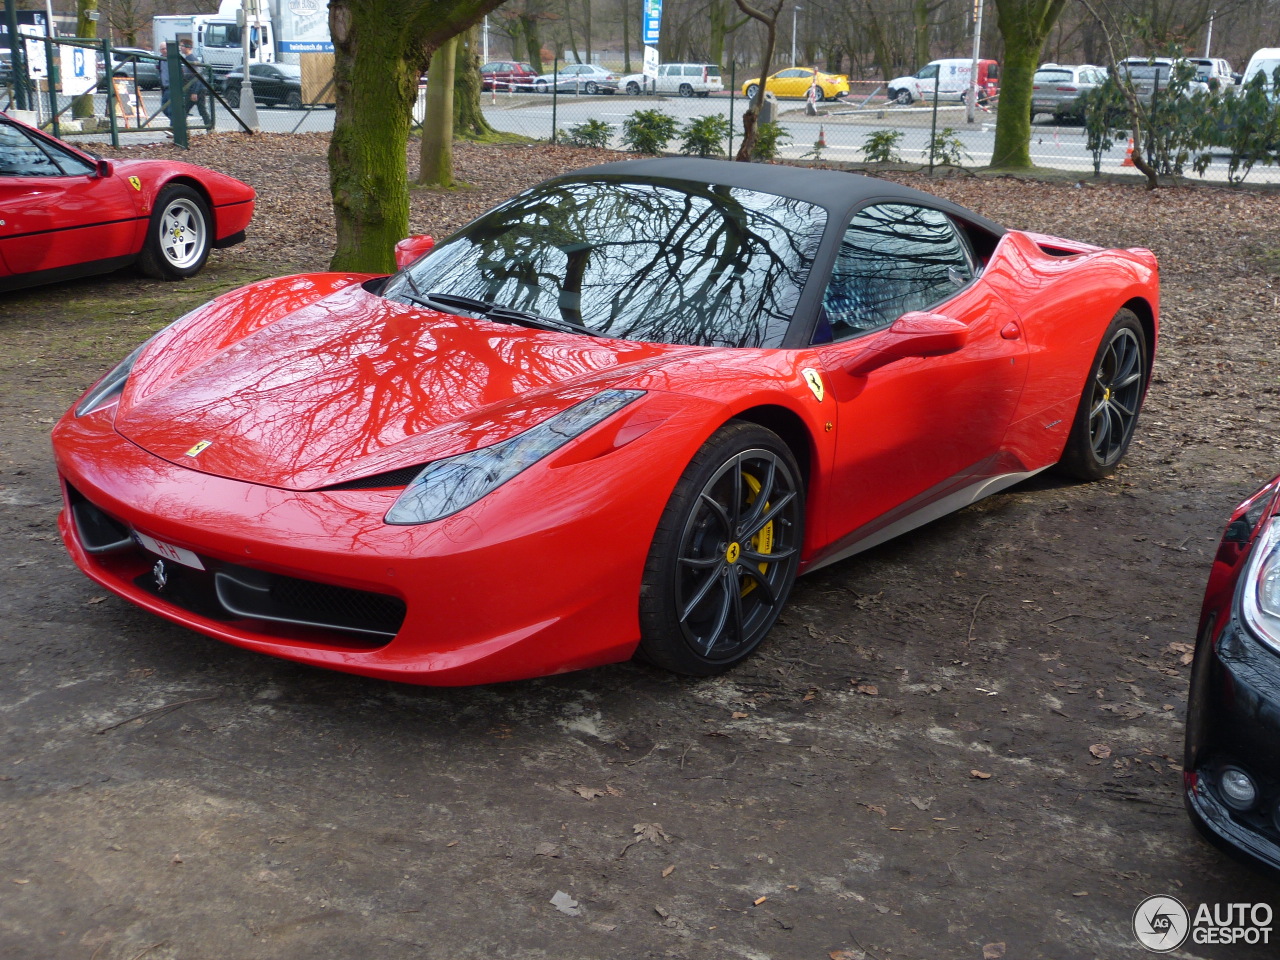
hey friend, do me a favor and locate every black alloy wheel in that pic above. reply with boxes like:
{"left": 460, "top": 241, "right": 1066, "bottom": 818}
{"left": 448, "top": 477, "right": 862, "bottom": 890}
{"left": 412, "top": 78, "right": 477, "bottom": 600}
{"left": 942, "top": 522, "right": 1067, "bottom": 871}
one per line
{"left": 639, "top": 422, "right": 804, "bottom": 676}
{"left": 1058, "top": 308, "right": 1148, "bottom": 480}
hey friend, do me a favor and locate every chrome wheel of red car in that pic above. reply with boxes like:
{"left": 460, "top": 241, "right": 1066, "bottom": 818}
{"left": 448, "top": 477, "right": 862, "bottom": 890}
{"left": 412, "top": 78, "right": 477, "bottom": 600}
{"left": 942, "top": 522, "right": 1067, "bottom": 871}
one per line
{"left": 138, "top": 185, "right": 211, "bottom": 281}
{"left": 1059, "top": 308, "right": 1148, "bottom": 480}
{"left": 640, "top": 423, "right": 804, "bottom": 675}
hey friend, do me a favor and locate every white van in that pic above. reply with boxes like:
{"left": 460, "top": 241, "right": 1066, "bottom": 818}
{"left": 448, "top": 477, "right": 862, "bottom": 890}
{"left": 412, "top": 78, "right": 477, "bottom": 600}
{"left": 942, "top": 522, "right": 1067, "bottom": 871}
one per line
{"left": 887, "top": 58, "right": 1000, "bottom": 105}
{"left": 1242, "top": 48, "right": 1280, "bottom": 96}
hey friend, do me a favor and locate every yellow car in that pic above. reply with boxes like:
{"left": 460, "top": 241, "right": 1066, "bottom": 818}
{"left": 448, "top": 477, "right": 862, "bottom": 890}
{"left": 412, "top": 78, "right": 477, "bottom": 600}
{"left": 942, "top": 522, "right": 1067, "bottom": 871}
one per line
{"left": 742, "top": 67, "right": 850, "bottom": 101}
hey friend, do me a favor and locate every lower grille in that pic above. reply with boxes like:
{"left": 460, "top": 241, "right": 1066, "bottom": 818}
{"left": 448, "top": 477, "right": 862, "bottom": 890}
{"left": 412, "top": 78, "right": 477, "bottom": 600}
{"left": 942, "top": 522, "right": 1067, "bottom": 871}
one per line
{"left": 66, "top": 483, "right": 405, "bottom": 646}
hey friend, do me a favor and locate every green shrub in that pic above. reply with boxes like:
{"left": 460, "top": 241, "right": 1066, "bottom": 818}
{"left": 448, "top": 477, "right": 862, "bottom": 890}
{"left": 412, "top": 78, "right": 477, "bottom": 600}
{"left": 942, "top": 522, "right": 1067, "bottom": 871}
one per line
{"left": 621, "top": 109, "right": 679, "bottom": 153}
{"left": 679, "top": 114, "right": 730, "bottom": 157}
{"left": 750, "top": 121, "right": 789, "bottom": 161}
{"left": 559, "top": 119, "right": 613, "bottom": 149}
{"left": 859, "top": 129, "right": 904, "bottom": 163}
{"left": 928, "top": 127, "right": 972, "bottom": 167}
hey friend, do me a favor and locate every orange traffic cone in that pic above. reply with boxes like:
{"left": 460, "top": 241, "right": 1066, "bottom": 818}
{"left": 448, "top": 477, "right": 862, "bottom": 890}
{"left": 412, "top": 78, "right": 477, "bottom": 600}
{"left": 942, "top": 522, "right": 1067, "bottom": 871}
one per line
{"left": 817, "top": 125, "right": 827, "bottom": 149}
{"left": 1121, "top": 138, "right": 1135, "bottom": 167}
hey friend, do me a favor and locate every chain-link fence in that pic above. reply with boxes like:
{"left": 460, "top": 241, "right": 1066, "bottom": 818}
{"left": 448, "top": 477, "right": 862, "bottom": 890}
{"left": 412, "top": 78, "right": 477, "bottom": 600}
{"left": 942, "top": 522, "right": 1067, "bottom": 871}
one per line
{"left": 9, "top": 44, "right": 1278, "bottom": 186}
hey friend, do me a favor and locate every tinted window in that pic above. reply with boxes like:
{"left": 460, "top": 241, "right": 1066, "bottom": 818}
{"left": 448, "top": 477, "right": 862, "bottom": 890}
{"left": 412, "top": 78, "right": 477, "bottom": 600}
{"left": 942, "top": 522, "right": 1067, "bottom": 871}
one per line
{"left": 706, "top": 65, "right": 721, "bottom": 78}
{"left": 817, "top": 204, "right": 973, "bottom": 342}
{"left": 385, "top": 179, "right": 826, "bottom": 349}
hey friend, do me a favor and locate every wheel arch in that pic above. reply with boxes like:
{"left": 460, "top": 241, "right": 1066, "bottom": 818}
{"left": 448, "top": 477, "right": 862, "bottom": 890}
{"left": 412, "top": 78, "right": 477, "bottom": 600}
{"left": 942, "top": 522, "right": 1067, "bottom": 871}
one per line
{"left": 728, "top": 403, "right": 816, "bottom": 495}
{"left": 1121, "top": 295, "right": 1157, "bottom": 383}
{"left": 153, "top": 175, "right": 218, "bottom": 236}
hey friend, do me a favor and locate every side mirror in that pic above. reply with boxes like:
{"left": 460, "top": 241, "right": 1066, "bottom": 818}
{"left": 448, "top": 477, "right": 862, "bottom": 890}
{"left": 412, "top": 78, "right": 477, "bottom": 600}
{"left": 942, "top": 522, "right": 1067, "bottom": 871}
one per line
{"left": 845, "top": 311, "right": 970, "bottom": 378}
{"left": 394, "top": 234, "right": 435, "bottom": 269}
{"left": 95, "top": 159, "right": 113, "bottom": 178}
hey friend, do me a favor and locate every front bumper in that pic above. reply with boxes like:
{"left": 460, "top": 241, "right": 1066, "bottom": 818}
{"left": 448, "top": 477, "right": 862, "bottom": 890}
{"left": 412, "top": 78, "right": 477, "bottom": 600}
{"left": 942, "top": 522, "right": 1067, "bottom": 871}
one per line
{"left": 52, "top": 394, "right": 709, "bottom": 685}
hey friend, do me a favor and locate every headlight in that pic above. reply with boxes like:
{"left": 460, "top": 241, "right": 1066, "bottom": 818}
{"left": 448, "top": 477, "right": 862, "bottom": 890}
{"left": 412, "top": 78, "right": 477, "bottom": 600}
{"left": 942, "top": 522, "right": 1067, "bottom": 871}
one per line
{"left": 1242, "top": 514, "right": 1280, "bottom": 654}
{"left": 385, "top": 389, "right": 644, "bottom": 525}
{"left": 74, "top": 341, "right": 149, "bottom": 418}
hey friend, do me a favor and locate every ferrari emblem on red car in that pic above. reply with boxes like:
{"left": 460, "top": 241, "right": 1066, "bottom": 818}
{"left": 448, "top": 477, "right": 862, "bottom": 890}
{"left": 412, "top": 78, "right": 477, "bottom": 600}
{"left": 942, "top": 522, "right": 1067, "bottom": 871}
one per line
{"left": 184, "top": 440, "right": 212, "bottom": 458}
{"left": 128, "top": 176, "right": 142, "bottom": 191}
{"left": 802, "top": 367, "right": 825, "bottom": 402}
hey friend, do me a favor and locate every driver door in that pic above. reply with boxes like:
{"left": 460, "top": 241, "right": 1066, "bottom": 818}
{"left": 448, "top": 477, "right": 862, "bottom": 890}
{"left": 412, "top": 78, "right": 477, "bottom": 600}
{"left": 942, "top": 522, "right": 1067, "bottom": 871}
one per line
{"left": 814, "top": 203, "right": 1028, "bottom": 559}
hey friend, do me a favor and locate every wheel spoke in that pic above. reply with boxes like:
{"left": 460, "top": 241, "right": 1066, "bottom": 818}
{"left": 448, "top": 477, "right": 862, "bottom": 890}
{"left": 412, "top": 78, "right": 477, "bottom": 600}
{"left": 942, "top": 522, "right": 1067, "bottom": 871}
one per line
{"left": 694, "top": 573, "right": 733, "bottom": 656}
{"left": 697, "top": 490, "right": 731, "bottom": 533}
{"left": 726, "top": 570, "right": 745, "bottom": 650}
{"left": 678, "top": 557, "right": 727, "bottom": 624}
{"left": 740, "top": 543, "right": 797, "bottom": 565}
{"left": 738, "top": 459, "right": 778, "bottom": 533}
{"left": 740, "top": 490, "right": 797, "bottom": 542}
{"left": 737, "top": 563, "right": 778, "bottom": 606}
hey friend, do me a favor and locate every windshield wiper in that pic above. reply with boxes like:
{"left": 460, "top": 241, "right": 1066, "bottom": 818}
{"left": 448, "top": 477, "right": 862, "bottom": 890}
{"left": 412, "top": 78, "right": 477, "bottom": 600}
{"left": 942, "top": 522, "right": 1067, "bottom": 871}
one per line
{"left": 422, "top": 291, "right": 603, "bottom": 338}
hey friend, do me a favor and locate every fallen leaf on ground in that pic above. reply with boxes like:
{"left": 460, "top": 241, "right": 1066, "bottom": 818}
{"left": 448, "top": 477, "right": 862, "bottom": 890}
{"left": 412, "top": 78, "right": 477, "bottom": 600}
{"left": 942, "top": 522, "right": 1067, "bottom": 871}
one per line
{"left": 970, "top": 770, "right": 993, "bottom": 780}
{"left": 1089, "top": 744, "right": 1112, "bottom": 759}
{"left": 860, "top": 803, "right": 887, "bottom": 816}
{"left": 573, "top": 785, "right": 604, "bottom": 800}
{"left": 662, "top": 865, "right": 675, "bottom": 877}
{"left": 983, "top": 943, "right": 1006, "bottom": 959}
{"left": 731, "top": 711, "right": 749, "bottom": 719}
{"left": 534, "top": 842, "right": 560, "bottom": 858}
{"left": 852, "top": 683, "right": 879, "bottom": 696}
{"left": 550, "top": 890, "right": 581, "bottom": 916}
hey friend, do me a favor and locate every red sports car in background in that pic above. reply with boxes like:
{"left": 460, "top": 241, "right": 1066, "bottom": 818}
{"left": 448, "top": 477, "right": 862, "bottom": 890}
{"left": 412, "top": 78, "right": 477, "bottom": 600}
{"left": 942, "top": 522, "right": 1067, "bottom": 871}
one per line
{"left": 52, "top": 158, "right": 1158, "bottom": 686}
{"left": 0, "top": 112, "right": 254, "bottom": 292}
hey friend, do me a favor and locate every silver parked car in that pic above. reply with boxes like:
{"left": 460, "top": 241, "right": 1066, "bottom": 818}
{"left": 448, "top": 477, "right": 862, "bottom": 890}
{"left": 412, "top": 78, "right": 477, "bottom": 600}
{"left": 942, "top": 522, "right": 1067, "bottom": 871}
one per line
{"left": 1117, "top": 58, "right": 1211, "bottom": 102}
{"left": 533, "top": 63, "right": 619, "bottom": 94}
{"left": 1031, "top": 63, "right": 1107, "bottom": 121}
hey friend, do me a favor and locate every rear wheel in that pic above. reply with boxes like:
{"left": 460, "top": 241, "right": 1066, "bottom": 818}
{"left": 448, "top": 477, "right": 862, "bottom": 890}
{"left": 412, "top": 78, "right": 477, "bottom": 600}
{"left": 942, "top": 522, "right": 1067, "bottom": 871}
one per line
{"left": 1057, "top": 308, "right": 1148, "bottom": 480}
{"left": 626, "top": 80, "right": 641, "bottom": 94}
{"left": 224, "top": 82, "right": 240, "bottom": 101}
{"left": 285, "top": 90, "right": 303, "bottom": 109}
{"left": 584, "top": 80, "right": 599, "bottom": 95}
{"left": 638, "top": 422, "right": 804, "bottom": 676}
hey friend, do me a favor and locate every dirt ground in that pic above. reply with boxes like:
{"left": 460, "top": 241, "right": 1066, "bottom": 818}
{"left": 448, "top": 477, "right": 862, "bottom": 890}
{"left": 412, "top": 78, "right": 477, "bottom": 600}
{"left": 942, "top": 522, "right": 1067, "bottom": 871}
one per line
{"left": 3, "top": 137, "right": 1280, "bottom": 960}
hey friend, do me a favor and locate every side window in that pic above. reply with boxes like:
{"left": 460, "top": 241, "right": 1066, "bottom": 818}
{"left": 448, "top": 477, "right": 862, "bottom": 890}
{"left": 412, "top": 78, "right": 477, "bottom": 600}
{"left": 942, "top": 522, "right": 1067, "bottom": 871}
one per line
{"left": 918, "top": 65, "right": 938, "bottom": 79}
{"left": 816, "top": 204, "right": 974, "bottom": 343}
{"left": 0, "top": 122, "right": 93, "bottom": 177}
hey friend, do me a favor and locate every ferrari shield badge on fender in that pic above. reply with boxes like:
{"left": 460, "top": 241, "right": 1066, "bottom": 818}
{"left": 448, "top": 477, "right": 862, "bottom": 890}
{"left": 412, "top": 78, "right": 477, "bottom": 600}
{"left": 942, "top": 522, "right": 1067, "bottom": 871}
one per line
{"left": 128, "top": 176, "right": 142, "bottom": 191}
{"left": 802, "top": 367, "right": 825, "bottom": 402}
{"left": 185, "top": 440, "right": 212, "bottom": 458}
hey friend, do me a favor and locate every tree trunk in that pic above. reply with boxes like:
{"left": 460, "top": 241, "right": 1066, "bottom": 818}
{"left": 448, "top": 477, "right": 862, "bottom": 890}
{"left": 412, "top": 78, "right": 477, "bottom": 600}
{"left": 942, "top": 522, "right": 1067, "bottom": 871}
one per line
{"left": 990, "top": 0, "right": 1067, "bottom": 169}
{"left": 73, "top": 0, "right": 98, "bottom": 119}
{"left": 913, "top": 0, "right": 931, "bottom": 69}
{"left": 621, "top": 0, "right": 631, "bottom": 73}
{"left": 583, "top": 0, "right": 592, "bottom": 66}
{"left": 454, "top": 25, "right": 497, "bottom": 139}
{"left": 420, "top": 37, "right": 458, "bottom": 187}
{"left": 734, "top": 0, "right": 783, "bottom": 161}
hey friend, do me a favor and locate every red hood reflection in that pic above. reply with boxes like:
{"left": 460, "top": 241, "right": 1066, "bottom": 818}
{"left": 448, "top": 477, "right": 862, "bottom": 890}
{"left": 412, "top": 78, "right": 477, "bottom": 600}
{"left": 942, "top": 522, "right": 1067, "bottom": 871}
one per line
{"left": 113, "top": 279, "right": 693, "bottom": 490}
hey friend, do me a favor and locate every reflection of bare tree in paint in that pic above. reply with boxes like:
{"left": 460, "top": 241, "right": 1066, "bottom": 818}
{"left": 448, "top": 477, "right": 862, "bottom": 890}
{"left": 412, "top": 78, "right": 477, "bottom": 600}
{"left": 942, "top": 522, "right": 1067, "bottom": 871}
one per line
{"left": 387, "top": 179, "right": 826, "bottom": 349}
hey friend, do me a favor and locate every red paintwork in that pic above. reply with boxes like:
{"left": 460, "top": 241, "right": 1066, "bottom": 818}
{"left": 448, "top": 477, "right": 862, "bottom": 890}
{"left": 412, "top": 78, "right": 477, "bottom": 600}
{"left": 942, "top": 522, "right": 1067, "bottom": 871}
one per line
{"left": 51, "top": 225, "right": 1159, "bottom": 686}
{"left": 0, "top": 112, "right": 254, "bottom": 289}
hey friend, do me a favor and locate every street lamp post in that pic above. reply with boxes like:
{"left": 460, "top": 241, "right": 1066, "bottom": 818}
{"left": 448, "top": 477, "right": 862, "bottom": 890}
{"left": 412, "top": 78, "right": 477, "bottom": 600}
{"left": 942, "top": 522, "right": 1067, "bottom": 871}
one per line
{"left": 791, "top": 5, "right": 801, "bottom": 66}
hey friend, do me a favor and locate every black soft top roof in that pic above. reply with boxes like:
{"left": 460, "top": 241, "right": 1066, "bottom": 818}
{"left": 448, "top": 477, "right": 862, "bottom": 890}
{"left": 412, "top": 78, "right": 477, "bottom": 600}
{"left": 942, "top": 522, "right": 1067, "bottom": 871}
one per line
{"left": 555, "top": 157, "right": 1008, "bottom": 237}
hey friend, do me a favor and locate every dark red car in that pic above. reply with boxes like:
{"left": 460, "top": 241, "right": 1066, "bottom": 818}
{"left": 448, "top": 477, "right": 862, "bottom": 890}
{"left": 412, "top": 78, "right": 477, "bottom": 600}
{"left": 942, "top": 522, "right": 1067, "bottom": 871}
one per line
{"left": 480, "top": 60, "right": 539, "bottom": 91}
{"left": 0, "top": 112, "right": 254, "bottom": 292}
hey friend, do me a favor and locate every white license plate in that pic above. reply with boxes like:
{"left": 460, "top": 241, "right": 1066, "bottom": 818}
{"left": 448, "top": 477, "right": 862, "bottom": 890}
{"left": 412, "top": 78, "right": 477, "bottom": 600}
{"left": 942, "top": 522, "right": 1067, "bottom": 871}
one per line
{"left": 134, "top": 532, "right": 205, "bottom": 570}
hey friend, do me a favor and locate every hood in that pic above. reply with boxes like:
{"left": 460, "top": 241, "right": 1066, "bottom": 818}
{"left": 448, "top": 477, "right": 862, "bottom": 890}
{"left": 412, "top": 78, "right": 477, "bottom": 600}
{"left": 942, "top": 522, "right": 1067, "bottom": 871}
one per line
{"left": 114, "top": 280, "right": 694, "bottom": 490}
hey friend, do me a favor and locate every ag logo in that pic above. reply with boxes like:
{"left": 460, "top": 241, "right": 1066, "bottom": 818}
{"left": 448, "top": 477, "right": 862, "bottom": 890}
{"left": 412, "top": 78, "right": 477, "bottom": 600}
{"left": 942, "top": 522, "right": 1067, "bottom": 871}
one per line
{"left": 128, "top": 176, "right": 142, "bottom": 191}
{"left": 1133, "top": 895, "right": 1190, "bottom": 952}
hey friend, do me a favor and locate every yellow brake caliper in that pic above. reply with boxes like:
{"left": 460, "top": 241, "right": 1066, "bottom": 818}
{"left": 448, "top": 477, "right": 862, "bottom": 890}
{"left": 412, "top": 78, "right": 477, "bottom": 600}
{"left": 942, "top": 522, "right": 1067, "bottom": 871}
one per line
{"left": 738, "top": 471, "right": 773, "bottom": 596}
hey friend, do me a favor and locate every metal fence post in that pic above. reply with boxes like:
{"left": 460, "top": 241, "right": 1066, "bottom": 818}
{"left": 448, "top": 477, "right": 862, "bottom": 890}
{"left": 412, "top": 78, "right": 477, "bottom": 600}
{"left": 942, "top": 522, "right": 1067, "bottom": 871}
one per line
{"left": 167, "top": 45, "right": 188, "bottom": 148}
{"left": 44, "top": 36, "right": 59, "bottom": 138}
{"left": 728, "top": 62, "right": 735, "bottom": 158}
{"left": 102, "top": 38, "right": 119, "bottom": 148}
{"left": 928, "top": 84, "right": 940, "bottom": 173}
{"left": 551, "top": 56, "right": 558, "bottom": 143}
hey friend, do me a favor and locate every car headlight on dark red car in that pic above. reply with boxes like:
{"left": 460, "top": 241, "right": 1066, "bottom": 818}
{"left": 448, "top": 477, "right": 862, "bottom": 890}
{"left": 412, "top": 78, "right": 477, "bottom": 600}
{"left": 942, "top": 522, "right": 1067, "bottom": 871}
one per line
{"left": 1242, "top": 509, "right": 1280, "bottom": 655}
{"left": 385, "top": 389, "right": 644, "bottom": 525}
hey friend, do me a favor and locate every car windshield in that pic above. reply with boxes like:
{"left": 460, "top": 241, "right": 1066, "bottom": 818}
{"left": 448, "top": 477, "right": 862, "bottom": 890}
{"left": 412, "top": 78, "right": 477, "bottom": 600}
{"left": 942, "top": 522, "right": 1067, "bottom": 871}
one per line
{"left": 383, "top": 178, "right": 826, "bottom": 348}
{"left": 1034, "top": 69, "right": 1074, "bottom": 83}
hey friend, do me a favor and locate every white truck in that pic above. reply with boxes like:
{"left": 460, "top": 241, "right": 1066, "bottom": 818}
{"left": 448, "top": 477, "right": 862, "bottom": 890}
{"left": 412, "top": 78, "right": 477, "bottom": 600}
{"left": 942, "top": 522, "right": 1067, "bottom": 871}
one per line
{"left": 152, "top": 0, "right": 331, "bottom": 76}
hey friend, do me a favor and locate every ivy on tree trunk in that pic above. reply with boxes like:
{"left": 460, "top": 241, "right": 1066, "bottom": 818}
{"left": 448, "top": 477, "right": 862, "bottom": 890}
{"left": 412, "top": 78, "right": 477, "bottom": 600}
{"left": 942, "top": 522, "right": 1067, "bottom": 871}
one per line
{"left": 990, "top": 0, "right": 1068, "bottom": 169}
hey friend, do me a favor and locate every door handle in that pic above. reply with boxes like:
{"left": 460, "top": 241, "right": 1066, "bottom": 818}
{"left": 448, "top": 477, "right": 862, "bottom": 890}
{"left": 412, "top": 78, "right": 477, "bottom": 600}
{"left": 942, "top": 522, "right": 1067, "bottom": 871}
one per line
{"left": 1000, "top": 321, "right": 1022, "bottom": 341}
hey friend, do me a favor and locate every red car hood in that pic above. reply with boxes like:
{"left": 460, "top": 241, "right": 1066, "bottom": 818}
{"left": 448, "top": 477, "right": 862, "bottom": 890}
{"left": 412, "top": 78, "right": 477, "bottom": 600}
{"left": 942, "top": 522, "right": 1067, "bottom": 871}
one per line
{"left": 114, "top": 279, "right": 694, "bottom": 490}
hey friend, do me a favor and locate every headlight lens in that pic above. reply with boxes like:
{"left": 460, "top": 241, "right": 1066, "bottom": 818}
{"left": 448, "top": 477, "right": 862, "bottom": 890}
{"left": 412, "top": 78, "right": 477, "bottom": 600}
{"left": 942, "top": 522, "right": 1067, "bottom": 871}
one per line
{"left": 74, "top": 341, "right": 149, "bottom": 418}
{"left": 385, "top": 389, "right": 644, "bottom": 525}
{"left": 1242, "top": 514, "right": 1280, "bottom": 654}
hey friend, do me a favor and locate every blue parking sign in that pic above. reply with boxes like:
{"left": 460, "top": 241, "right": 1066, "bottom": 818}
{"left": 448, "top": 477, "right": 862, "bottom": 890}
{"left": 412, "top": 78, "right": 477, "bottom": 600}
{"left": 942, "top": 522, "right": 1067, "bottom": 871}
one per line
{"left": 642, "top": 0, "right": 662, "bottom": 46}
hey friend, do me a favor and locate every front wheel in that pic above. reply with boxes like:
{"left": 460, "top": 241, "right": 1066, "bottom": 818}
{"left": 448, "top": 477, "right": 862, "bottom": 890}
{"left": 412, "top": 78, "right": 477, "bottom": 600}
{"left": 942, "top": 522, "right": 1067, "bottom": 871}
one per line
{"left": 136, "top": 185, "right": 211, "bottom": 281}
{"left": 892, "top": 87, "right": 912, "bottom": 105}
{"left": 745, "top": 83, "right": 760, "bottom": 99}
{"left": 224, "top": 82, "right": 240, "bottom": 101}
{"left": 626, "top": 80, "right": 640, "bottom": 95}
{"left": 1057, "top": 308, "right": 1148, "bottom": 480}
{"left": 638, "top": 422, "right": 805, "bottom": 676}
{"left": 679, "top": 83, "right": 693, "bottom": 98}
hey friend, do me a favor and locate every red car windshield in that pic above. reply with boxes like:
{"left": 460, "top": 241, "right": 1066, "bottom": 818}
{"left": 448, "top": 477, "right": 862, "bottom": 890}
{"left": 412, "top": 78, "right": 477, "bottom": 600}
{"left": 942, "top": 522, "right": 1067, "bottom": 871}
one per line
{"left": 384, "top": 178, "right": 825, "bottom": 348}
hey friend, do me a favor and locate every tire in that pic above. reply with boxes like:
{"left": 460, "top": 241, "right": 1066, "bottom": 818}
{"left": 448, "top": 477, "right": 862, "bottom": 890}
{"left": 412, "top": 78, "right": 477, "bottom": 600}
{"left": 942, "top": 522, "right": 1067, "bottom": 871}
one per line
{"left": 892, "top": 88, "right": 913, "bottom": 105}
{"left": 745, "top": 83, "right": 760, "bottom": 99}
{"left": 285, "top": 90, "right": 303, "bottom": 109}
{"left": 584, "top": 81, "right": 599, "bottom": 95}
{"left": 697, "top": 91, "right": 709, "bottom": 97}
{"left": 626, "top": 81, "right": 640, "bottom": 95}
{"left": 1057, "top": 308, "right": 1148, "bottom": 481}
{"left": 224, "top": 82, "right": 240, "bottom": 101}
{"left": 638, "top": 422, "right": 805, "bottom": 676}
{"left": 679, "top": 83, "right": 693, "bottom": 98}
{"left": 136, "top": 185, "right": 212, "bottom": 281}
{"left": 535, "top": 79, "right": 548, "bottom": 93}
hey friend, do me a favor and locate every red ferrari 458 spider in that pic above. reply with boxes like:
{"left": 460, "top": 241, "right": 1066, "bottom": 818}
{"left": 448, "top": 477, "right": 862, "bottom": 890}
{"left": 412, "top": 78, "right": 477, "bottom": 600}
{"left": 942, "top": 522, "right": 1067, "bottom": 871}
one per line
{"left": 0, "top": 112, "right": 254, "bottom": 292}
{"left": 52, "top": 158, "right": 1158, "bottom": 685}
